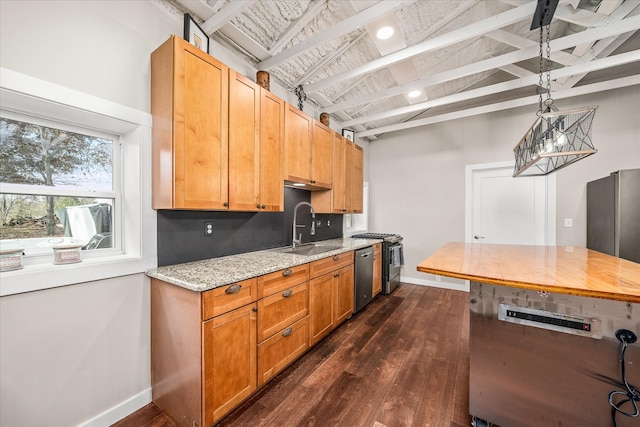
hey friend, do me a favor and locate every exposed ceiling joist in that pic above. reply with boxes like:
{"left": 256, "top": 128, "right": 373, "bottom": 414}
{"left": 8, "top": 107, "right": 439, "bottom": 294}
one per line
{"left": 322, "top": 14, "right": 640, "bottom": 114}
{"left": 201, "top": 1, "right": 255, "bottom": 34}
{"left": 269, "top": 0, "right": 326, "bottom": 55}
{"left": 175, "top": 0, "right": 217, "bottom": 19}
{"left": 357, "top": 75, "right": 640, "bottom": 138}
{"left": 217, "top": 22, "right": 271, "bottom": 61}
{"left": 305, "top": 0, "right": 563, "bottom": 94}
{"left": 342, "top": 50, "right": 640, "bottom": 127}
{"left": 257, "top": 0, "right": 415, "bottom": 70}
{"left": 485, "top": 29, "right": 579, "bottom": 65}
{"left": 554, "top": 3, "right": 618, "bottom": 27}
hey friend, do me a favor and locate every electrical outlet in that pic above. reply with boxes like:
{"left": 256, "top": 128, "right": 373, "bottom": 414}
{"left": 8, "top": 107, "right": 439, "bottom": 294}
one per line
{"left": 564, "top": 218, "right": 573, "bottom": 228}
{"left": 316, "top": 220, "right": 322, "bottom": 228}
{"left": 204, "top": 221, "right": 214, "bottom": 237}
{"left": 435, "top": 275, "right": 441, "bottom": 282}
{"left": 327, "top": 220, "right": 331, "bottom": 227}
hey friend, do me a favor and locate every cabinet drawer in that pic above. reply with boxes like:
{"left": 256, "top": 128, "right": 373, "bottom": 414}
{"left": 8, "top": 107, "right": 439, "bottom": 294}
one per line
{"left": 258, "top": 264, "right": 309, "bottom": 298}
{"left": 257, "top": 316, "right": 309, "bottom": 387}
{"left": 202, "top": 278, "right": 258, "bottom": 320}
{"left": 309, "top": 251, "right": 354, "bottom": 279}
{"left": 257, "top": 282, "right": 308, "bottom": 342}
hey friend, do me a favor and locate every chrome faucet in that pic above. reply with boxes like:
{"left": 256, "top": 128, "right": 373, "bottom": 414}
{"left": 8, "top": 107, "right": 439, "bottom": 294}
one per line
{"left": 292, "top": 201, "right": 316, "bottom": 248}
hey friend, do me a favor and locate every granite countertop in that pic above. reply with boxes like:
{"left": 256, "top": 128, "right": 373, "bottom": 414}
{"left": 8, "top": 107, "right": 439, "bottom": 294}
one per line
{"left": 146, "top": 238, "right": 381, "bottom": 292}
{"left": 417, "top": 242, "right": 640, "bottom": 303}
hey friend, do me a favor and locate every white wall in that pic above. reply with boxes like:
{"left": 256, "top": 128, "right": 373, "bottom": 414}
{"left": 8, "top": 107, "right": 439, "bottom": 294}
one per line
{"left": 369, "top": 86, "right": 640, "bottom": 289}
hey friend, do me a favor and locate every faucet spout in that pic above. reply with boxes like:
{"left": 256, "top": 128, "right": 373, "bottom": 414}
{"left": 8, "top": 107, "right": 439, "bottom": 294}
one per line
{"left": 292, "top": 202, "right": 316, "bottom": 248}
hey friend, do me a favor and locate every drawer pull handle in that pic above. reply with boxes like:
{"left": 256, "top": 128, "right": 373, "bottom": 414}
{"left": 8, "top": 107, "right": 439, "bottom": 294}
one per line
{"left": 333, "top": 255, "right": 339, "bottom": 261}
{"left": 282, "top": 289, "right": 293, "bottom": 297}
{"left": 225, "top": 284, "right": 242, "bottom": 294}
{"left": 333, "top": 273, "right": 340, "bottom": 278}
{"left": 282, "top": 327, "right": 293, "bottom": 337}
{"left": 282, "top": 268, "right": 292, "bottom": 276}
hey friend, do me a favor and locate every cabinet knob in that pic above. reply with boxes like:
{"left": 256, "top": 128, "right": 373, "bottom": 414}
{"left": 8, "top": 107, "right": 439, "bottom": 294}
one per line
{"left": 252, "top": 306, "right": 258, "bottom": 313}
{"left": 282, "top": 327, "right": 293, "bottom": 337}
{"left": 282, "top": 268, "right": 292, "bottom": 276}
{"left": 333, "top": 273, "right": 340, "bottom": 278}
{"left": 261, "top": 205, "right": 266, "bottom": 209}
{"left": 282, "top": 289, "right": 293, "bottom": 297}
{"left": 223, "top": 202, "right": 229, "bottom": 207}
{"left": 310, "top": 179, "right": 316, "bottom": 184}
{"left": 333, "top": 255, "right": 339, "bottom": 261}
{"left": 225, "top": 284, "right": 242, "bottom": 294}
{"left": 257, "top": 204, "right": 261, "bottom": 209}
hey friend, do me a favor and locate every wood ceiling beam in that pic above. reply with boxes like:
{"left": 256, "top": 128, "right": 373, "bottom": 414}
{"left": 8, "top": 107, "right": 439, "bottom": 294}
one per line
{"left": 305, "top": 1, "right": 572, "bottom": 94}
{"left": 257, "top": 0, "right": 415, "bottom": 70}
{"left": 357, "top": 74, "right": 640, "bottom": 138}
{"left": 322, "top": 14, "right": 640, "bottom": 114}
{"left": 341, "top": 50, "right": 640, "bottom": 127}
{"left": 200, "top": 1, "right": 255, "bottom": 34}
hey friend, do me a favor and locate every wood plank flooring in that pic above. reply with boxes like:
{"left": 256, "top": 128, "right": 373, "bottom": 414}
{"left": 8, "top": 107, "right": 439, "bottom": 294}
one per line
{"left": 113, "top": 283, "right": 470, "bottom": 427}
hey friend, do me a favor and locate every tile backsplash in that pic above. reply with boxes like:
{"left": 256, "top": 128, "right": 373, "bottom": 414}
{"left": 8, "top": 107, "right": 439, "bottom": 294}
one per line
{"left": 157, "top": 188, "right": 343, "bottom": 266}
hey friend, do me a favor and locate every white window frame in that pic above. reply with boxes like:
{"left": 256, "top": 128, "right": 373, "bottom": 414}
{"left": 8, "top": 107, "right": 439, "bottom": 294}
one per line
{"left": 0, "top": 67, "right": 156, "bottom": 296}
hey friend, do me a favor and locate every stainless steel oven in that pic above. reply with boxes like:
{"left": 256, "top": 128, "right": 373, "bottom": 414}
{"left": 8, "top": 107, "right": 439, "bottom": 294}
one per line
{"left": 351, "top": 233, "right": 403, "bottom": 295}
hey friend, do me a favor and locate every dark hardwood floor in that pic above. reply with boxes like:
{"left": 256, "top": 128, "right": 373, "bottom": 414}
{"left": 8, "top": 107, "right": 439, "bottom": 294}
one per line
{"left": 113, "top": 283, "right": 470, "bottom": 427}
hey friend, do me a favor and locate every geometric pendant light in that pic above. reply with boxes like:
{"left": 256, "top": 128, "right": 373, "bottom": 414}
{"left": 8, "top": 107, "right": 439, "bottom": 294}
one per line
{"left": 513, "top": 2, "right": 597, "bottom": 177}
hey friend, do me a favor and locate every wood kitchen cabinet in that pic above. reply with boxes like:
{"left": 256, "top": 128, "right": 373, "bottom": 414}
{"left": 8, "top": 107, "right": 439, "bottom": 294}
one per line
{"left": 309, "top": 252, "right": 354, "bottom": 346}
{"left": 312, "top": 134, "right": 363, "bottom": 213}
{"left": 372, "top": 243, "right": 382, "bottom": 297}
{"left": 229, "top": 71, "right": 284, "bottom": 211}
{"left": 151, "top": 277, "right": 257, "bottom": 427}
{"left": 284, "top": 104, "right": 332, "bottom": 189}
{"left": 151, "top": 35, "right": 229, "bottom": 210}
{"left": 256, "top": 265, "right": 309, "bottom": 386}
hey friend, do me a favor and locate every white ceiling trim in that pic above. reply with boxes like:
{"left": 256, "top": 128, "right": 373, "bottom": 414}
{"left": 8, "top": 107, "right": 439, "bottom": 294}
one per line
{"left": 321, "top": 14, "right": 640, "bottom": 114}
{"left": 357, "top": 75, "right": 640, "bottom": 138}
{"left": 341, "top": 50, "right": 640, "bottom": 127}
{"left": 257, "top": 0, "right": 415, "bottom": 70}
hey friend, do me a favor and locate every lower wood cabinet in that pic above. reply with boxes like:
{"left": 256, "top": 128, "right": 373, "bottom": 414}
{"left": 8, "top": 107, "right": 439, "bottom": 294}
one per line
{"left": 151, "top": 251, "right": 357, "bottom": 426}
{"left": 203, "top": 303, "right": 257, "bottom": 426}
{"left": 373, "top": 243, "right": 382, "bottom": 296}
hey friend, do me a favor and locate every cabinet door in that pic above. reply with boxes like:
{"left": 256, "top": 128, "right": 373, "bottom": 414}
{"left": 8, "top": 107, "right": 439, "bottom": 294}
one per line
{"left": 259, "top": 89, "right": 285, "bottom": 211}
{"left": 373, "top": 244, "right": 382, "bottom": 296}
{"left": 203, "top": 303, "right": 257, "bottom": 426}
{"left": 311, "top": 120, "right": 332, "bottom": 189}
{"left": 351, "top": 143, "right": 364, "bottom": 213}
{"left": 228, "top": 71, "right": 260, "bottom": 211}
{"left": 331, "top": 134, "right": 347, "bottom": 212}
{"left": 284, "top": 104, "right": 312, "bottom": 184}
{"left": 174, "top": 38, "right": 229, "bottom": 209}
{"left": 333, "top": 264, "right": 354, "bottom": 326}
{"left": 309, "top": 273, "right": 334, "bottom": 346}
{"left": 344, "top": 140, "right": 353, "bottom": 212}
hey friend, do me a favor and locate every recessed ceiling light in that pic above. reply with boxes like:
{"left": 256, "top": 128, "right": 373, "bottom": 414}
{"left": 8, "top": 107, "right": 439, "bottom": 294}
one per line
{"left": 408, "top": 90, "right": 422, "bottom": 98}
{"left": 376, "top": 26, "right": 394, "bottom": 40}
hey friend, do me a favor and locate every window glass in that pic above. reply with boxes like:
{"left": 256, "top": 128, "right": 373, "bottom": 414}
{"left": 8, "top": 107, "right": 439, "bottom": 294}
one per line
{"left": 0, "top": 115, "right": 116, "bottom": 254}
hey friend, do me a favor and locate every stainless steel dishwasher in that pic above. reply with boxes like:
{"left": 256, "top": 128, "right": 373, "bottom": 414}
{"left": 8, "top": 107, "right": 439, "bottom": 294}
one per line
{"left": 354, "top": 246, "right": 374, "bottom": 313}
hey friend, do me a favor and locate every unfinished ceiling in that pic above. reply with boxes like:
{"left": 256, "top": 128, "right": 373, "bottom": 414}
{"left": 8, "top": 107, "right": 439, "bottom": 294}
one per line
{"left": 166, "top": 0, "right": 640, "bottom": 140}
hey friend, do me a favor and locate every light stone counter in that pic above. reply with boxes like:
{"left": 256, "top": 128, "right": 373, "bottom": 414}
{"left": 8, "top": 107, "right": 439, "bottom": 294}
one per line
{"left": 146, "top": 238, "right": 380, "bottom": 292}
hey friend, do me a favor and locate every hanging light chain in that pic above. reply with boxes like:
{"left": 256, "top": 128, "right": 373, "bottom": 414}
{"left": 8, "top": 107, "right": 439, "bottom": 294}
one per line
{"left": 545, "top": 23, "right": 553, "bottom": 110}
{"left": 538, "top": 25, "right": 544, "bottom": 115}
{"left": 537, "top": 23, "right": 554, "bottom": 116}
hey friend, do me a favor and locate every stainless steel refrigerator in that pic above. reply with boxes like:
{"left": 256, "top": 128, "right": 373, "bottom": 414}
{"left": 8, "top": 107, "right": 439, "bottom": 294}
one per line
{"left": 587, "top": 169, "right": 640, "bottom": 263}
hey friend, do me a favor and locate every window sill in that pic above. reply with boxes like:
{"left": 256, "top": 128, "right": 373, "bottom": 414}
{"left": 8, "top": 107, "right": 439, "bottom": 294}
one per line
{"left": 0, "top": 254, "right": 156, "bottom": 297}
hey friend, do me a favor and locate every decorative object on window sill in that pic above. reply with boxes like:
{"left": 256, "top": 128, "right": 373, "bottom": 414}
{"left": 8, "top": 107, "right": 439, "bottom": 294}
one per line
{"left": 183, "top": 13, "right": 209, "bottom": 54}
{"left": 342, "top": 129, "right": 355, "bottom": 142}
{"left": 294, "top": 85, "right": 307, "bottom": 111}
{"left": 0, "top": 248, "right": 24, "bottom": 271}
{"left": 513, "top": 0, "right": 597, "bottom": 177}
{"left": 256, "top": 70, "right": 270, "bottom": 91}
{"left": 320, "top": 112, "right": 330, "bottom": 126}
{"left": 52, "top": 244, "right": 83, "bottom": 265}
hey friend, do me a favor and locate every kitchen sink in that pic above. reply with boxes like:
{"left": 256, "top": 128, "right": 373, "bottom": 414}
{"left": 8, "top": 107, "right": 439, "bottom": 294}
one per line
{"left": 274, "top": 243, "right": 343, "bottom": 256}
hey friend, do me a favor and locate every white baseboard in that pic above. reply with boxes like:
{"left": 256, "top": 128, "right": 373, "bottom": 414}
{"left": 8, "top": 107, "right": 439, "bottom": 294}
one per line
{"left": 78, "top": 388, "right": 152, "bottom": 427}
{"left": 401, "top": 276, "right": 470, "bottom": 292}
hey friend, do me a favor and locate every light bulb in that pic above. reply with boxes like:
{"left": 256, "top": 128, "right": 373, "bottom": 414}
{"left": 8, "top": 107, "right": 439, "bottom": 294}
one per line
{"left": 554, "top": 131, "right": 568, "bottom": 147}
{"left": 376, "top": 26, "right": 394, "bottom": 40}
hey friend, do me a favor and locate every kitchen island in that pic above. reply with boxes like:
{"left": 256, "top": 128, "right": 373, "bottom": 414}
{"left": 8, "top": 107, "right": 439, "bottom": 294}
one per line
{"left": 418, "top": 242, "right": 640, "bottom": 427}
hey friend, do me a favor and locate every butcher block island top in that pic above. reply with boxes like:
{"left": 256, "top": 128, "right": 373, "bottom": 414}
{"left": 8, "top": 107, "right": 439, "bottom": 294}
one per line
{"left": 417, "top": 242, "right": 640, "bottom": 303}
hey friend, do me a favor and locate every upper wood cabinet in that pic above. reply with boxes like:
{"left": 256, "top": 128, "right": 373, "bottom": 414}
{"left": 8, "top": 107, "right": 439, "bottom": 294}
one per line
{"left": 312, "top": 134, "right": 363, "bottom": 213}
{"left": 310, "top": 120, "right": 332, "bottom": 189}
{"left": 229, "top": 71, "right": 284, "bottom": 211}
{"left": 151, "top": 35, "right": 229, "bottom": 210}
{"left": 284, "top": 104, "right": 332, "bottom": 189}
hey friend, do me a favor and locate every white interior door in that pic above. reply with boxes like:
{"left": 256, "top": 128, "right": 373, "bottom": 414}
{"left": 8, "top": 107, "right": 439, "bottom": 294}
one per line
{"left": 465, "top": 162, "right": 555, "bottom": 245}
